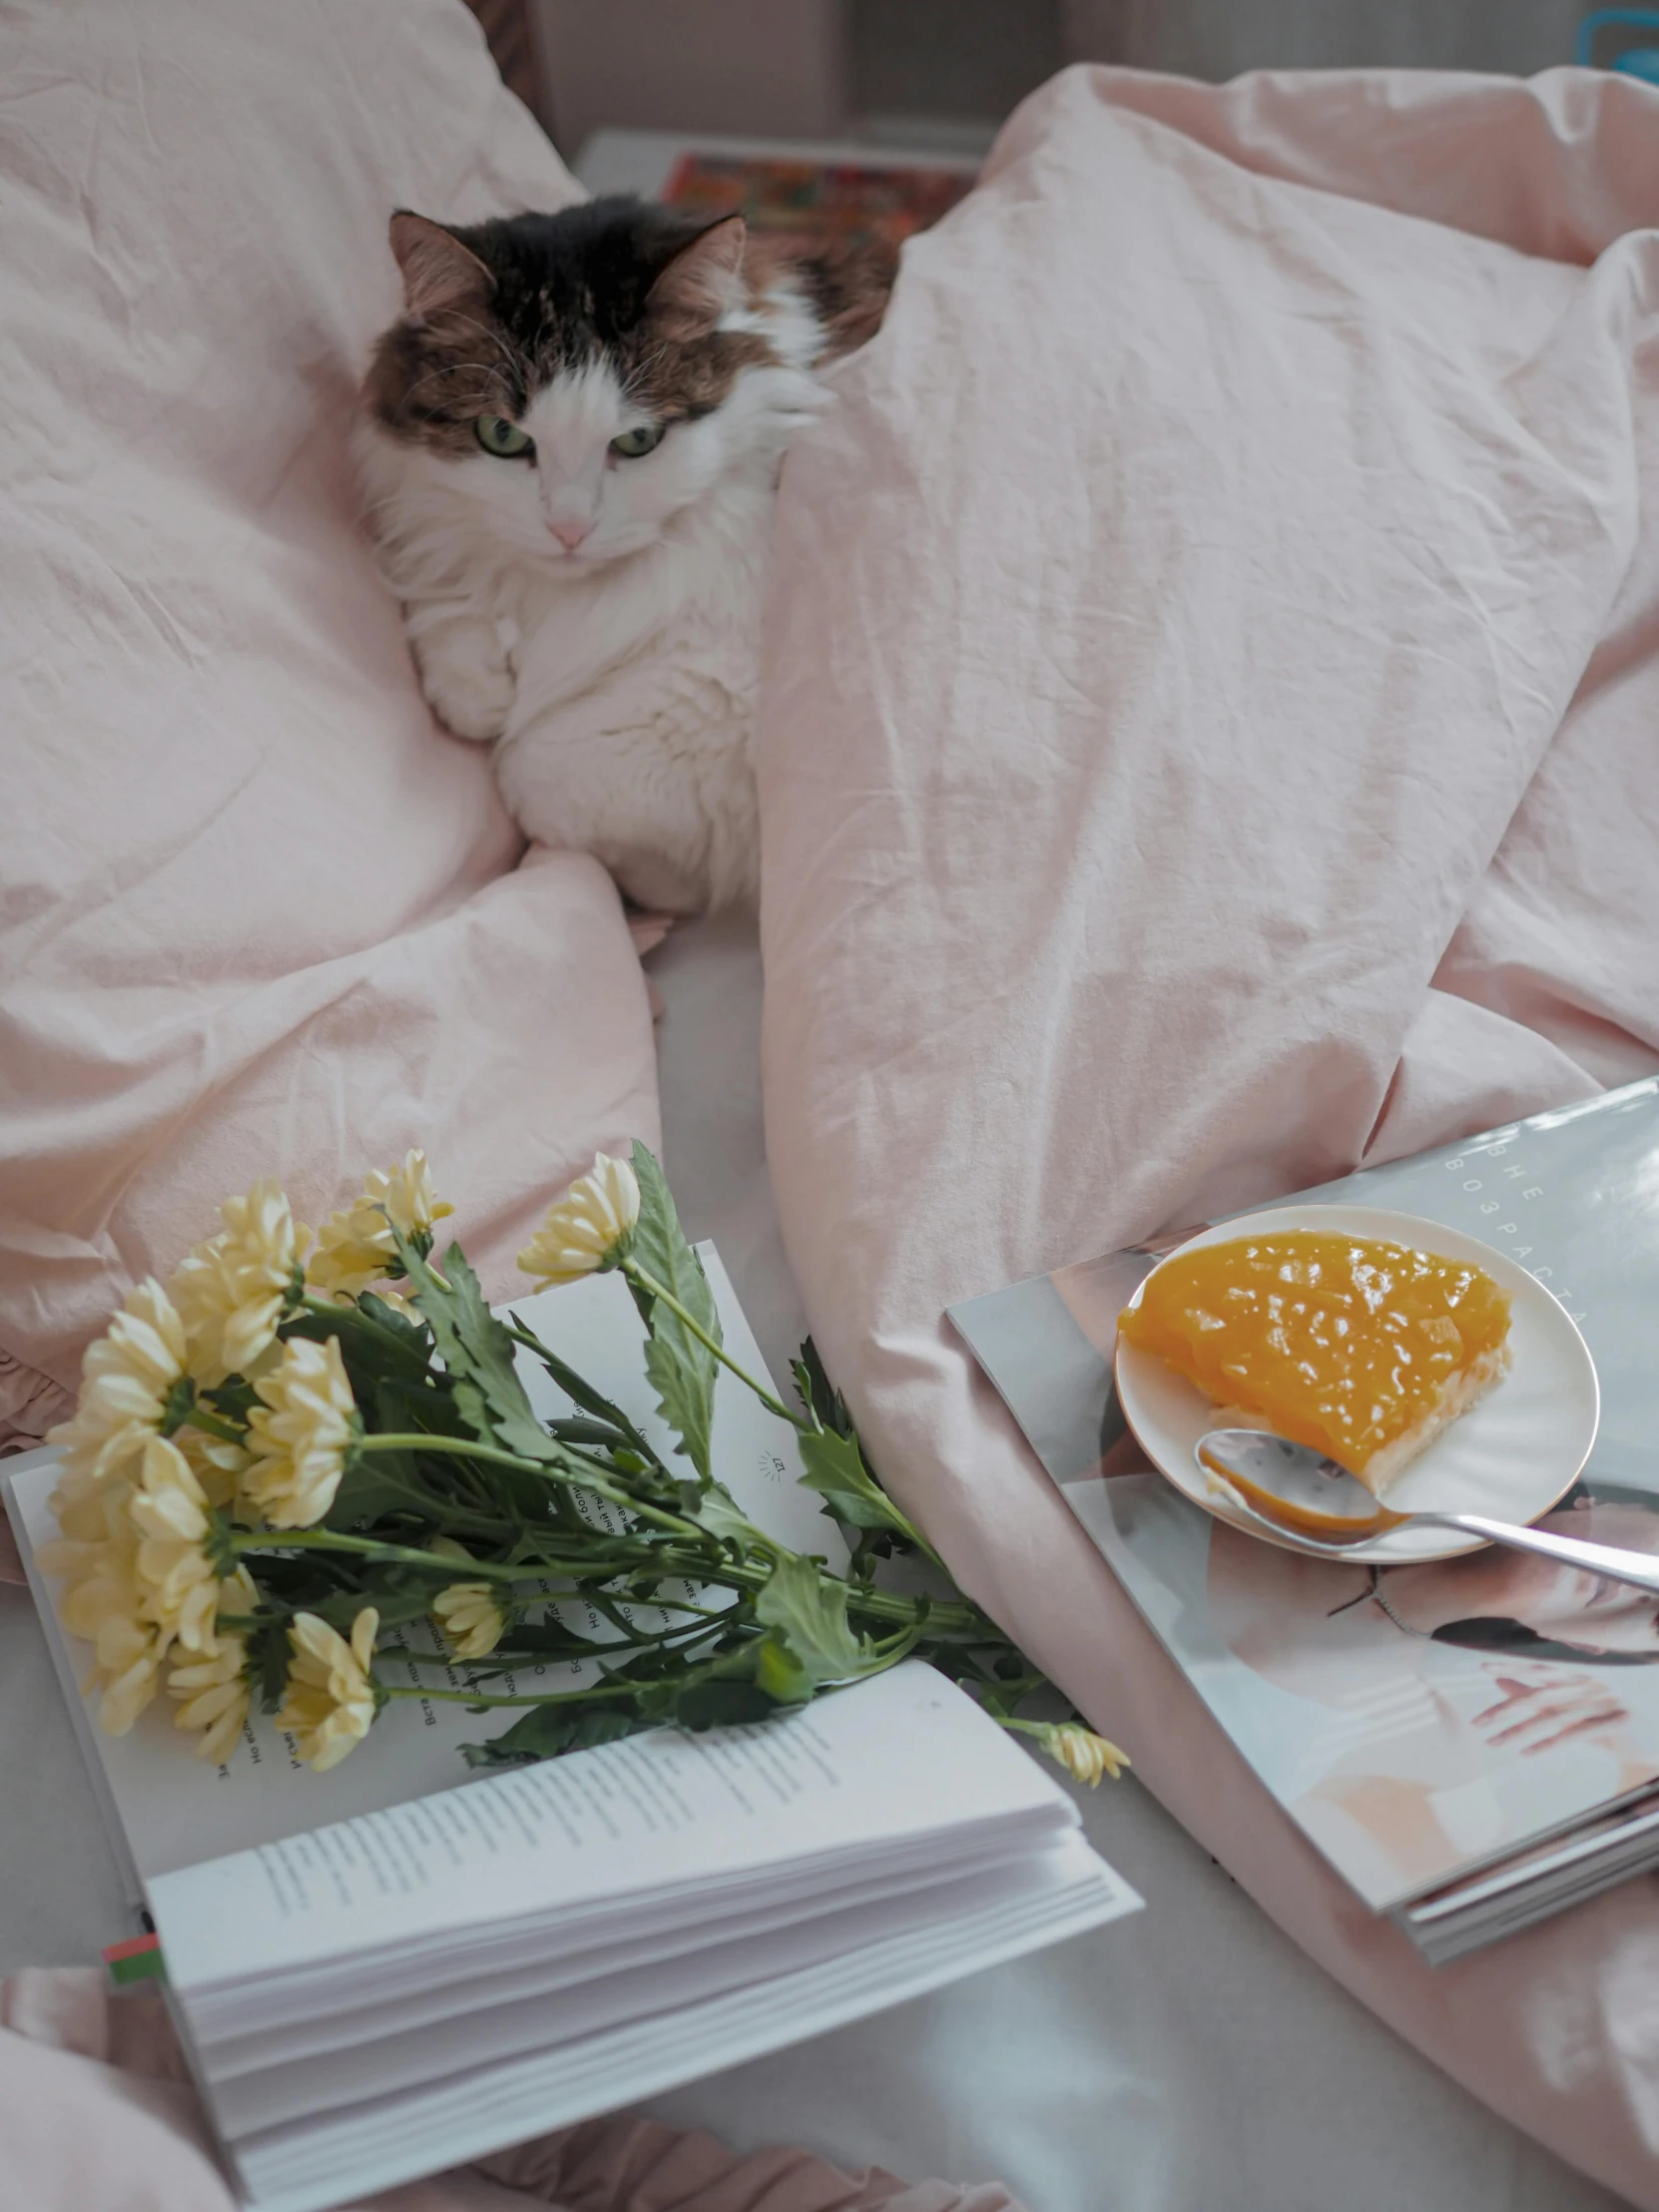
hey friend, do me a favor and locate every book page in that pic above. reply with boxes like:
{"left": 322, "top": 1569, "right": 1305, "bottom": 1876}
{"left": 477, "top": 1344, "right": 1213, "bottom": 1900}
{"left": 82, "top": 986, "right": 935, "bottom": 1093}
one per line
{"left": 149, "top": 1662, "right": 1074, "bottom": 1993}
{"left": 4, "top": 1249, "right": 847, "bottom": 1889}
{"left": 232, "top": 1829, "right": 1133, "bottom": 2212}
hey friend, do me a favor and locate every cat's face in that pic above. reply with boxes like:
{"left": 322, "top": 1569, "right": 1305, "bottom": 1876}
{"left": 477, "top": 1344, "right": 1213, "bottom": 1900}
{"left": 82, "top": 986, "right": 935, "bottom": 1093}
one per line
{"left": 363, "top": 200, "right": 813, "bottom": 569}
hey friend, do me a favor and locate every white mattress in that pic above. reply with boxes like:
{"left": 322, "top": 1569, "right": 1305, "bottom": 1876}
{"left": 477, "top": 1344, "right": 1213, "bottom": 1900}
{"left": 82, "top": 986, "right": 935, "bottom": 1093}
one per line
{"left": 0, "top": 911, "right": 1631, "bottom": 2212}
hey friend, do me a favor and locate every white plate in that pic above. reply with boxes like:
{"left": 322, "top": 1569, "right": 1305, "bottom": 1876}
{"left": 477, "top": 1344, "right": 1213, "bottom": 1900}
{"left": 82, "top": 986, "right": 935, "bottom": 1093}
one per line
{"left": 1113, "top": 1204, "right": 1600, "bottom": 1563}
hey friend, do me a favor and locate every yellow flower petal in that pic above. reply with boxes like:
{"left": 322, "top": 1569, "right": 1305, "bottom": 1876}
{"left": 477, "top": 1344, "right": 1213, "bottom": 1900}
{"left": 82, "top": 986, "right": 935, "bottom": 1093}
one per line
{"left": 128, "top": 1435, "right": 223, "bottom": 1657}
{"left": 432, "top": 1577, "right": 507, "bottom": 1661}
{"left": 276, "top": 1607, "right": 380, "bottom": 1773}
{"left": 1038, "top": 1722, "right": 1129, "bottom": 1788}
{"left": 366, "top": 1151, "right": 452, "bottom": 1237}
{"left": 46, "top": 1281, "right": 189, "bottom": 1508}
{"left": 306, "top": 1151, "right": 452, "bottom": 1298}
{"left": 175, "top": 1425, "right": 250, "bottom": 1511}
{"left": 169, "top": 1636, "right": 252, "bottom": 1765}
{"left": 244, "top": 1336, "right": 357, "bottom": 1528}
{"left": 42, "top": 1487, "right": 167, "bottom": 1736}
{"left": 517, "top": 1152, "right": 640, "bottom": 1287}
{"left": 171, "top": 1179, "right": 304, "bottom": 1386}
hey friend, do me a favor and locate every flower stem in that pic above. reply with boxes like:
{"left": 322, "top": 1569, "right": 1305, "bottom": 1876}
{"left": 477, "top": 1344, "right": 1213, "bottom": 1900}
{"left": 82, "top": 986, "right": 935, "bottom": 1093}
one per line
{"left": 355, "top": 1431, "right": 702, "bottom": 1541}
{"left": 403, "top": 1608, "right": 742, "bottom": 1666}
{"left": 380, "top": 1676, "right": 658, "bottom": 1710}
{"left": 622, "top": 1262, "right": 802, "bottom": 1428}
{"left": 230, "top": 1529, "right": 552, "bottom": 1583}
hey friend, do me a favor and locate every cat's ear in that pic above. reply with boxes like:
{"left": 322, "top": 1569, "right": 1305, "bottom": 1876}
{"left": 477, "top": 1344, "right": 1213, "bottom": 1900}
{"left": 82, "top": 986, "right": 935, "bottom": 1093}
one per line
{"left": 646, "top": 215, "right": 748, "bottom": 338}
{"left": 389, "top": 212, "right": 494, "bottom": 320}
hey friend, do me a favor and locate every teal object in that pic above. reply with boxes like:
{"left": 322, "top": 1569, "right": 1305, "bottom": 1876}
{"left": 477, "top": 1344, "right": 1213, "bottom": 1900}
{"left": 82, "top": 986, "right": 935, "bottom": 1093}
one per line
{"left": 1577, "top": 8, "right": 1659, "bottom": 80}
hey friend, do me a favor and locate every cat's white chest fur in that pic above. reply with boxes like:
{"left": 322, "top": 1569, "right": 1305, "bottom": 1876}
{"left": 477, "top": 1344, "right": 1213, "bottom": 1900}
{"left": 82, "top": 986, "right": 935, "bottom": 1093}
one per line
{"left": 494, "top": 476, "right": 772, "bottom": 912}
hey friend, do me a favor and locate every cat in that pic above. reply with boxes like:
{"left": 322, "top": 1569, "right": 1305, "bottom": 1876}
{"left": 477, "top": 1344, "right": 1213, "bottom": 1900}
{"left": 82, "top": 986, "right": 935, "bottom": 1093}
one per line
{"left": 356, "top": 196, "right": 896, "bottom": 912}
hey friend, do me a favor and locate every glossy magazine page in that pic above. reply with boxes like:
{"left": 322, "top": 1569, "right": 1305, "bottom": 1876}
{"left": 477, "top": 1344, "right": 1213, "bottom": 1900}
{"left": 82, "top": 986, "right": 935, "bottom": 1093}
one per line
{"left": 949, "top": 1080, "right": 1659, "bottom": 1915}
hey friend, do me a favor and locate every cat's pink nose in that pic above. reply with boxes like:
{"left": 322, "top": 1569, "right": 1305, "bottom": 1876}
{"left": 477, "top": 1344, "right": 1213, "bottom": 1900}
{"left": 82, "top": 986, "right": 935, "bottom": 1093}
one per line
{"left": 549, "top": 516, "right": 593, "bottom": 551}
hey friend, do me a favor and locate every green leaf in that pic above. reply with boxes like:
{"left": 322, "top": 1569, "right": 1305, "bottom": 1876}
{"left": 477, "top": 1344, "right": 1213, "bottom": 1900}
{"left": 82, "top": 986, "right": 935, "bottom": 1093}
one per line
{"left": 549, "top": 1416, "right": 636, "bottom": 1451}
{"left": 398, "top": 1237, "right": 560, "bottom": 1465}
{"left": 644, "top": 1306, "right": 717, "bottom": 1481}
{"left": 671, "top": 1676, "right": 782, "bottom": 1730}
{"left": 356, "top": 1290, "right": 433, "bottom": 1352}
{"left": 280, "top": 1298, "right": 428, "bottom": 1393}
{"left": 509, "top": 1318, "right": 654, "bottom": 1460}
{"left": 325, "top": 1458, "right": 422, "bottom": 1531}
{"left": 253, "top": 1618, "right": 291, "bottom": 1715}
{"left": 792, "top": 1341, "right": 851, "bottom": 1436}
{"left": 201, "top": 1377, "right": 260, "bottom": 1425}
{"left": 753, "top": 1554, "right": 875, "bottom": 1687}
{"left": 795, "top": 1422, "right": 914, "bottom": 1536}
{"left": 459, "top": 1700, "right": 642, "bottom": 1768}
{"left": 690, "top": 1481, "right": 765, "bottom": 1549}
{"left": 629, "top": 1142, "right": 721, "bottom": 1481}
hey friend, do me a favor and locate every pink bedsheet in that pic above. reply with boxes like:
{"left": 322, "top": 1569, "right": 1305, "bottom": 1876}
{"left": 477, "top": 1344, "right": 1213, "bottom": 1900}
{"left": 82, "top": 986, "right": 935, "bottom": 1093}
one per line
{"left": 759, "top": 66, "right": 1659, "bottom": 2206}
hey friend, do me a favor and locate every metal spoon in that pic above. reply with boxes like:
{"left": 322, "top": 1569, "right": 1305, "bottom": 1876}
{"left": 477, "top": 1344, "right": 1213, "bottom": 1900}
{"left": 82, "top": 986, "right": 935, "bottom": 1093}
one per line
{"left": 1195, "top": 1428, "right": 1659, "bottom": 1597}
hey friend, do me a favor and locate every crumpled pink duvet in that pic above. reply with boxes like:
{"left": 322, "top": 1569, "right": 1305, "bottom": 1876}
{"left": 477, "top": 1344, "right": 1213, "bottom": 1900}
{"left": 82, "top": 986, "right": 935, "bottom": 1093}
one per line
{"left": 0, "top": 0, "right": 659, "bottom": 1451}
{"left": 759, "top": 65, "right": 1659, "bottom": 2209}
{"left": 0, "top": 1970, "right": 1020, "bottom": 2212}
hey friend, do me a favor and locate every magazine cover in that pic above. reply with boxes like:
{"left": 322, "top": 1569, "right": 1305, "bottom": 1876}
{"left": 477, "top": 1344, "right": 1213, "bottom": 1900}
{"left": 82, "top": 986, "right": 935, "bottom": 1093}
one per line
{"left": 949, "top": 1079, "right": 1659, "bottom": 1915}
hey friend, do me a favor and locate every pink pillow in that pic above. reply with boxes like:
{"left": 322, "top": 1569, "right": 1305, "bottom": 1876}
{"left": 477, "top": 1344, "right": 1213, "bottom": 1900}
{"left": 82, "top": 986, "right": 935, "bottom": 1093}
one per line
{"left": 0, "top": 0, "right": 659, "bottom": 1440}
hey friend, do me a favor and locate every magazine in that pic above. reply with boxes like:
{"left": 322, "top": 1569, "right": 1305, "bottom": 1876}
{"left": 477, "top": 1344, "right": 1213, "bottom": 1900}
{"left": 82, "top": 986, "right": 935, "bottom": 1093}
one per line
{"left": 4, "top": 1251, "right": 1139, "bottom": 2212}
{"left": 948, "top": 1078, "right": 1659, "bottom": 1961}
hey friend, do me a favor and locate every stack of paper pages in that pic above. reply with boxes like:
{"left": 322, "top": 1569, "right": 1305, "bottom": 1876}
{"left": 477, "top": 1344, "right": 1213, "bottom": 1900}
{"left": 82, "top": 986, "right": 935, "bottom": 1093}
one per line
{"left": 4, "top": 1254, "right": 1138, "bottom": 2212}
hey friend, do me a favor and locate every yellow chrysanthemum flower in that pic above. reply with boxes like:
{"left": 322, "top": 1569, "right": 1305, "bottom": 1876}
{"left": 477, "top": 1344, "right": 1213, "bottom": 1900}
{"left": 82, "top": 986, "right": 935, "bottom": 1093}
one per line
{"left": 243, "top": 1336, "right": 358, "bottom": 1528}
{"left": 1035, "top": 1722, "right": 1130, "bottom": 1788}
{"left": 169, "top": 1617, "right": 254, "bottom": 1766}
{"left": 127, "top": 1434, "right": 224, "bottom": 1657}
{"left": 276, "top": 1607, "right": 380, "bottom": 1773}
{"left": 39, "top": 1489, "right": 166, "bottom": 1737}
{"left": 431, "top": 1581, "right": 507, "bottom": 1661}
{"left": 427, "top": 1536, "right": 507, "bottom": 1661}
{"left": 517, "top": 1152, "right": 640, "bottom": 1287}
{"left": 171, "top": 1179, "right": 305, "bottom": 1386}
{"left": 307, "top": 1150, "right": 453, "bottom": 1298}
{"left": 46, "top": 1280, "right": 189, "bottom": 1529}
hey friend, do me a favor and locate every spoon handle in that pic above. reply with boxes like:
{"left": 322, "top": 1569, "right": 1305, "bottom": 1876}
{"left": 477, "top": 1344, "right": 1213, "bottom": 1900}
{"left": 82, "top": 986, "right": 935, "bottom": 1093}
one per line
{"left": 1421, "top": 1513, "right": 1659, "bottom": 1598}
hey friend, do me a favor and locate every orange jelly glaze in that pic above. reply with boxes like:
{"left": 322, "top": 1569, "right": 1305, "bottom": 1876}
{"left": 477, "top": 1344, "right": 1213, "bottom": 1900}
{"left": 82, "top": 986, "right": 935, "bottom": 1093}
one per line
{"left": 1118, "top": 1232, "right": 1512, "bottom": 1475}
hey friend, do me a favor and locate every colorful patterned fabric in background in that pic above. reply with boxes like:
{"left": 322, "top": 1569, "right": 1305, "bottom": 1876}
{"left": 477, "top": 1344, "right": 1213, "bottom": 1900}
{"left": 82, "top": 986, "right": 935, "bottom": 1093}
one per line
{"left": 663, "top": 155, "right": 975, "bottom": 252}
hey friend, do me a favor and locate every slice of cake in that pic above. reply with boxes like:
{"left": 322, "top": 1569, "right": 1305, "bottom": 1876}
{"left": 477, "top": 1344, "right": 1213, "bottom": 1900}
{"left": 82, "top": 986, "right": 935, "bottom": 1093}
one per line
{"left": 1117, "top": 1230, "right": 1512, "bottom": 1495}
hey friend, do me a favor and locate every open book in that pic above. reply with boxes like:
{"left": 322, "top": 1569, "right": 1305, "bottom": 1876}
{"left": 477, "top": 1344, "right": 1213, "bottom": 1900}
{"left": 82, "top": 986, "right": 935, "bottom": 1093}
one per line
{"left": 4, "top": 1249, "right": 1138, "bottom": 2212}
{"left": 950, "top": 1079, "right": 1659, "bottom": 1963}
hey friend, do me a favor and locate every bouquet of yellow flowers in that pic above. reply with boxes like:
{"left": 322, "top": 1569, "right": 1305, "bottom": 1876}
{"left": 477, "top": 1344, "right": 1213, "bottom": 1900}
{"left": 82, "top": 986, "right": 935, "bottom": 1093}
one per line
{"left": 41, "top": 1144, "right": 1124, "bottom": 1789}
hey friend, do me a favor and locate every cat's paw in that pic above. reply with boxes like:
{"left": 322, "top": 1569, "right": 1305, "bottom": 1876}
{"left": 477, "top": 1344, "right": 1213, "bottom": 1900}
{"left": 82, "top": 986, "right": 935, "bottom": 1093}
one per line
{"left": 413, "top": 617, "right": 517, "bottom": 742}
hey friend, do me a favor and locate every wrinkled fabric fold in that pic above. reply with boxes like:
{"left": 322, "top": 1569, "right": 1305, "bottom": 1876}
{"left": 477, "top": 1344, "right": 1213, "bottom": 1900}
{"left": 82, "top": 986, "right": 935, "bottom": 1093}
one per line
{"left": 0, "top": 0, "right": 660, "bottom": 1440}
{"left": 759, "top": 63, "right": 1659, "bottom": 2209}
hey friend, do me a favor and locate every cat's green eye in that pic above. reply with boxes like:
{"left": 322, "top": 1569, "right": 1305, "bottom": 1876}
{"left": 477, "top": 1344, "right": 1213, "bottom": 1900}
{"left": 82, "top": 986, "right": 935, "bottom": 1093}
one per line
{"left": 610, "top": 423, "right": 665, "bottom": 460}
{"left": 475, "top": 414, "right": 534, "bottom": 459}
